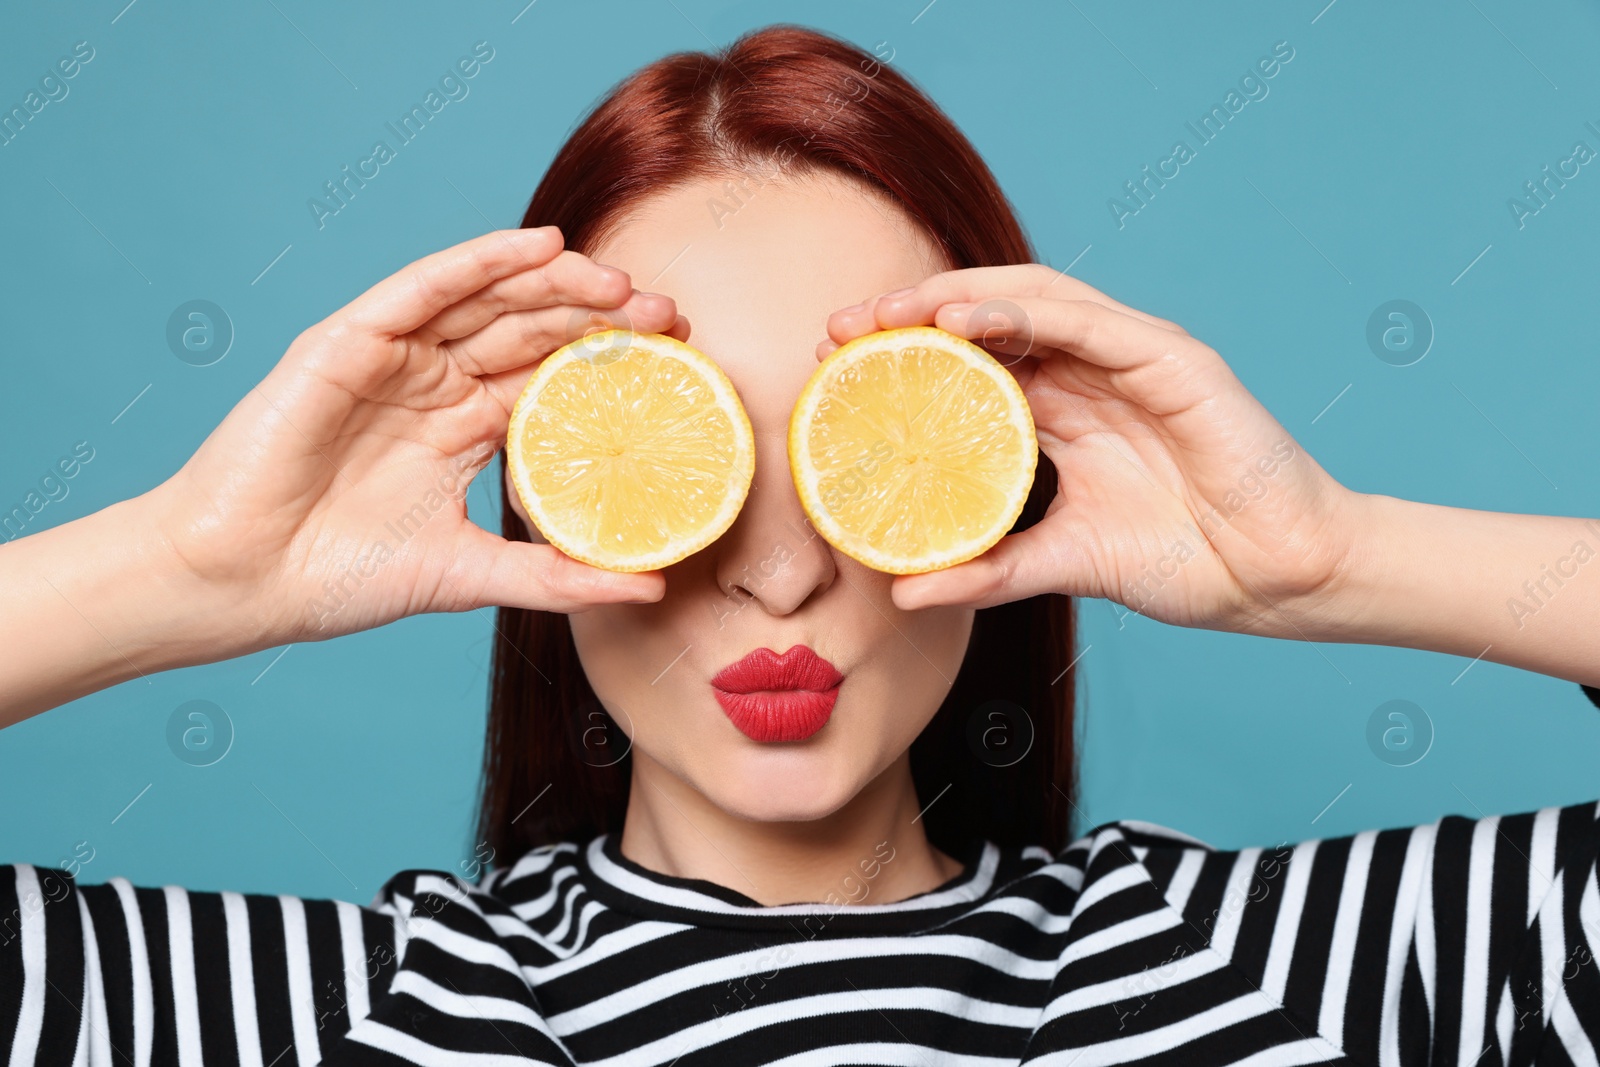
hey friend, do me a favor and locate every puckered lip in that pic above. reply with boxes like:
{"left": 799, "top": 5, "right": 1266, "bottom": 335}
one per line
{"left": 710, "top": 645, "right": 843, "bottom": 694}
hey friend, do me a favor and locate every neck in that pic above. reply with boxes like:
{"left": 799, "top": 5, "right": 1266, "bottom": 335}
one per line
{"left": 617, "top": 750, "right": 964, "bottom": 906}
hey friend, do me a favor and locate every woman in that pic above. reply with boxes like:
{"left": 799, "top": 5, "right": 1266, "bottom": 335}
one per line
{"left": 2, "top": 23, "right": 1597, "bottom": 1067}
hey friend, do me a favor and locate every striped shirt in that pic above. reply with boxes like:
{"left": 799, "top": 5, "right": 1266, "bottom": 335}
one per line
{"left": 5, "top": 798, "right": 1600, "bottom": 1066}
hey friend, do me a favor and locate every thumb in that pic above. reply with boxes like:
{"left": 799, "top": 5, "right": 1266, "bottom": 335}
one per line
{"left": 890, "top": 519, "right": 1089, "bottom": 611}
{"left": 446, "top": 527, "right": 664, "bottom": 613}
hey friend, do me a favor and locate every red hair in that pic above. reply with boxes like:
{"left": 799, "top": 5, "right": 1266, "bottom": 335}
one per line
{"left": 480, "top": 24, "right": 1079, "bottom": 865}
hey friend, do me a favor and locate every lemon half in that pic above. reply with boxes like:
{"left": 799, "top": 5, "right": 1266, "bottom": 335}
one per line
{"left": 506, "top": 329, "right": 755, "bottom": 572}
{"left": 788, "top": 326, "right": 1037, "bottom": 575}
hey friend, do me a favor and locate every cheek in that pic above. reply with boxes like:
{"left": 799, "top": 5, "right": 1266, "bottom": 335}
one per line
{"left": 567, "top": 609, "right": 647, "bottom": 743}
{"left": 568, "top": 607, "right": 636, "bottom": 680}
{"left": 566, "top": 592, "right": 715, "bottom": 772}
{"left": 853, "top": 564, "right": 972, "bottom": 672}
{"left": 840, "top": 582, "right": 973, "bottom": 734}
{"left": 899, "top": 605, "right": 975, "bottom": 697}
{"left": 567, "top": 596, "right": 693, "bottom": 710}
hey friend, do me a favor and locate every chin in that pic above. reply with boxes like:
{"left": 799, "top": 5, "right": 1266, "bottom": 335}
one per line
{"left": 701, "top": 742, "right": 865, "bottom": 824}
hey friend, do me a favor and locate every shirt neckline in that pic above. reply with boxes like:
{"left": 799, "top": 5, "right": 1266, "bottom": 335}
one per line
{"left": 576, "top": 832, "right": 1007, "bottom": 933}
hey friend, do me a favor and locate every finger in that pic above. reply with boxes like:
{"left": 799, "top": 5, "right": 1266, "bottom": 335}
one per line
{"left": 814, "top": 319, "right": 1030, "bottom": 373}
{"left": 477, "top": 322, "right": 692, "bottom": 414}
{"left": 341, "top": 227, "right": 567, "bottom": 337}
{"left": 1026, "top": 266, "right": 1187, "bottom": 333}
{"left": 445, "top": 526, "right": 665, "bottom": 613}
{"left": 889, "top": 265, "right": 1185, "bottom": 332}
{"left": 891, "top": 519, "right": 1089, "bottom": 610}
{"left": 931, "top": 296, "right": 1233, "bottom": 415}
{"left": 444, "top": 290, "right": 681, "bottom": 379}
{"left": 419, "top": 249, "right": 636, "bottom": 342}
{"left": 826, "top": 264, "right": 1184, "bottom": 345}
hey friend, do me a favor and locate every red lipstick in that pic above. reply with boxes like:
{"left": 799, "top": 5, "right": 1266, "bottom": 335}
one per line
{"left": 711, "top": 645, "right": 843, "bottom": 742}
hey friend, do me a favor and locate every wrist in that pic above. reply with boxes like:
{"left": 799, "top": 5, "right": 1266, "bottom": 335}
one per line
{"left": 1236, "top": 488, "right": 1392, "bottom": 645}
{"left": 1245, "top": 491, "right": 1496, "bottom": 658}
{"left": 1281, "top": 489, "right": 1391, "bottom": 643}
{"left": 115, "top": 486, "right": 275, "bottom": 672}
{"left": 34, "top": 491, "right": 269, "bottom": 679}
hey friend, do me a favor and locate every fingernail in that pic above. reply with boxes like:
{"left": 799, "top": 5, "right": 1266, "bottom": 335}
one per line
{"left": 941, "top": 301, "right": 975, "bottom": 314}
{"left": 839, "top": 302, "right": 866, "bottom": 314}
{"left": 882, "top": 287, "right": 916, "bottom": 299}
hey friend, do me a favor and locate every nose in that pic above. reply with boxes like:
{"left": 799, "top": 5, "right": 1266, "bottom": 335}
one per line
{"left": 712, "top": 436, "right": 836, "bottom": 616}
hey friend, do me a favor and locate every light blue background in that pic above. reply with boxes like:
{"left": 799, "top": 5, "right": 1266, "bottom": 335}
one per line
{"left": 2, "top": 0, "right": 1597, "bottom": 901}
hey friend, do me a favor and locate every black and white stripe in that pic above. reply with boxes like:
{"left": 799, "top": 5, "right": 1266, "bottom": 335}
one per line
{"left": 4, "top": 799, "right": 1600, "bottom": 1065}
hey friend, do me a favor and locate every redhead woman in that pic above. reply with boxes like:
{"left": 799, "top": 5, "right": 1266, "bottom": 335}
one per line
{"left": 2, "top": 24, "right": 1598, "bottom": 1067}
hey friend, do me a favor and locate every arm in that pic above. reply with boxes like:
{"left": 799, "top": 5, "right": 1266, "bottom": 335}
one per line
{"left": 0, "top": 495, "right": 246, "bottom": 726}
{"left": 1084, "top": 799, "right": 1600, "bottom": 1065}
{"left": 1270, "top": 494, "right": 1599, "bottom": 687}
{"left": 0, "top": 227, "right": 673, "bottom": 729}
{"left": 0, "top": 862, "right": 404, "bottom": 1065}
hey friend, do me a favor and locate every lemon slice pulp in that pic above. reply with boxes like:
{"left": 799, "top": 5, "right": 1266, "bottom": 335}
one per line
{"left": 506, "top": 329, "right": 755, "bottom": 572}
{"left": 788, "top": 326, "right": 1037, "bottom": 575}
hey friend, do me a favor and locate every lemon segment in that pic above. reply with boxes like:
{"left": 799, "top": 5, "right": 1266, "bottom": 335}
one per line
{"left": 788, "top": 326, "right": 1037, "bottom": 574}
{"left": 506, "top": 330, "right": 755, "bottom": 572}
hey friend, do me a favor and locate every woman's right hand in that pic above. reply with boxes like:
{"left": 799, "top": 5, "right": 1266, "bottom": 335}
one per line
{"left": 144, "top": 227, "right": 674, "bottom": 654}
{"left": 2, "top": 227, "right": 674, "bottom": 723}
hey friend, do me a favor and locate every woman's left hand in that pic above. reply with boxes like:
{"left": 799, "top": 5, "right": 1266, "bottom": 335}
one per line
{"left": 821, "top": 265, "right": 1362, "bottom": 633}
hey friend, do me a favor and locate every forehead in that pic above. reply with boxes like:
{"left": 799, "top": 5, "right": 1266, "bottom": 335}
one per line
{"left": 587, "top": 170, "right": 945, "bottom": 419}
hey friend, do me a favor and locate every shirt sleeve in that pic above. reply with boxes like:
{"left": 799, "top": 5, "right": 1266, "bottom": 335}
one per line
{"left": 0, "top": 863, "right": 405, "bottom": 1067}
{"left": 1127, "top": 797, "right": 1600, "bottom": 1066}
